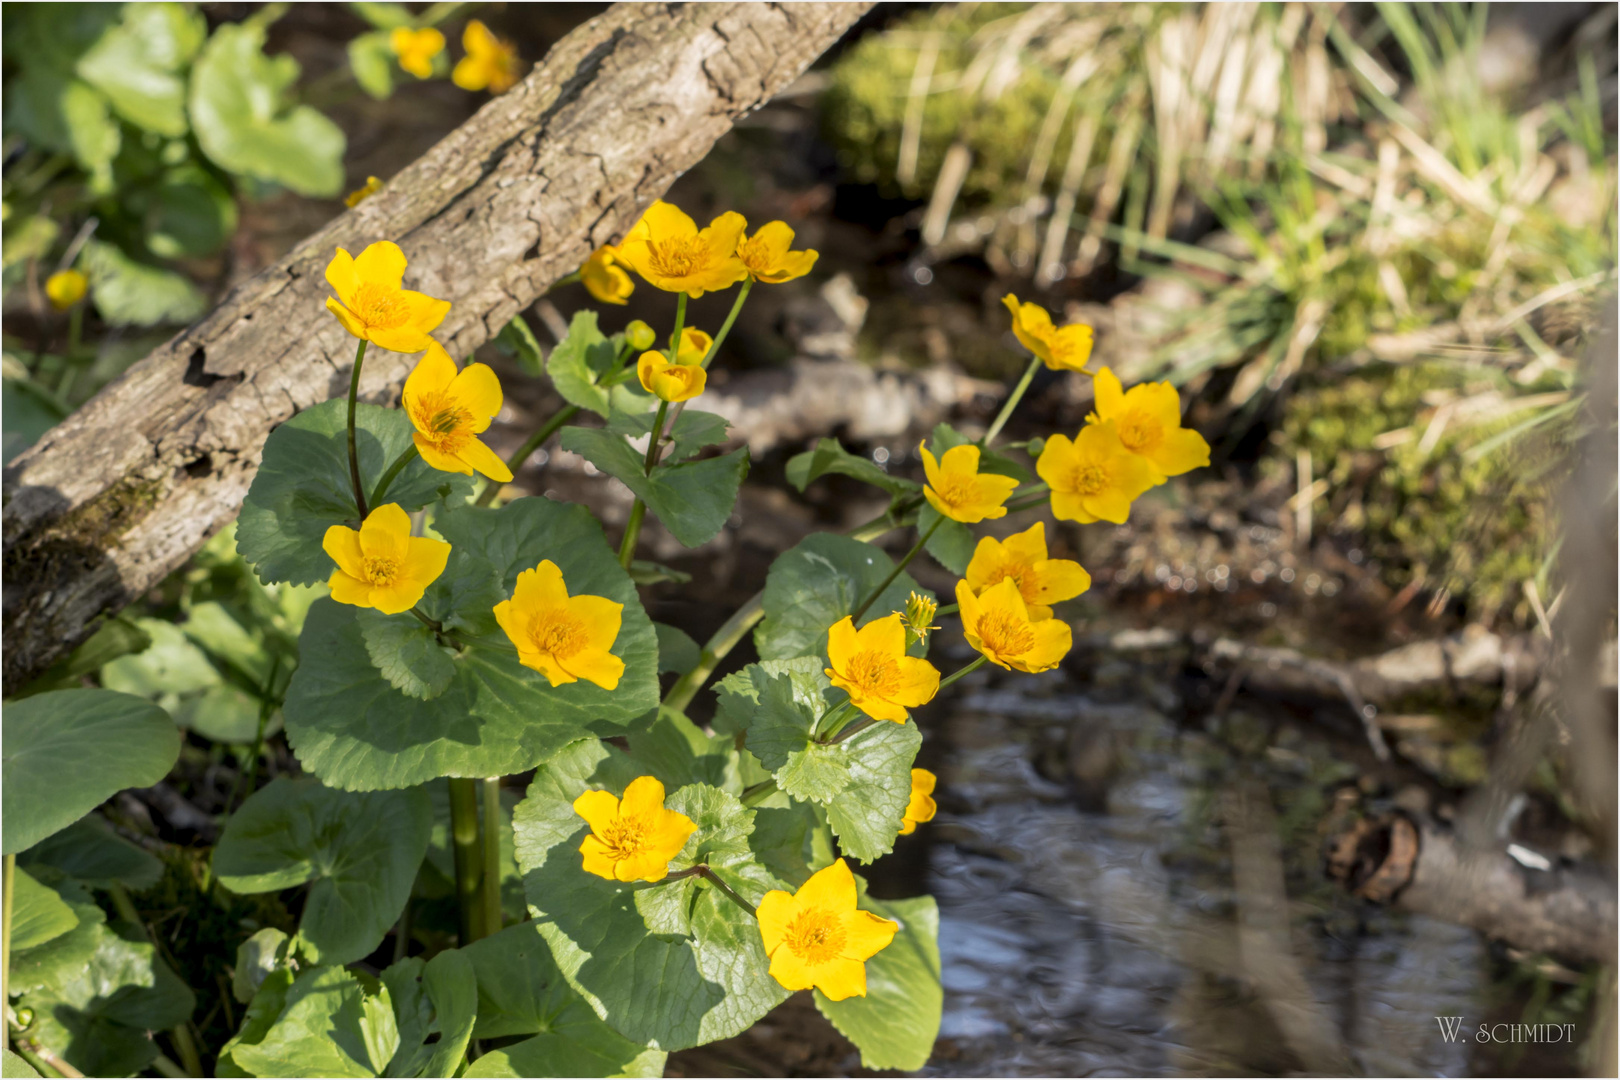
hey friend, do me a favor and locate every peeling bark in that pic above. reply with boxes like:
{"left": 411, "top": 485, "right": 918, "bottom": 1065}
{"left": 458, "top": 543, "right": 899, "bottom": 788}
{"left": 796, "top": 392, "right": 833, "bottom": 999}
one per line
{"left": 2, "top": 2, "right": 872, "bottom": 690}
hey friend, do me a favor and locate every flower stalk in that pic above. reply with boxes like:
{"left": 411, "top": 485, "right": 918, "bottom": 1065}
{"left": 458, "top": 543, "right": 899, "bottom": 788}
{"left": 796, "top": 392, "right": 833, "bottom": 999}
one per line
{"left": 347, "top": 338, "right": 370, "bottom": 518}
{"left": 447, "top": 778, "right": 485, "bottom": 943}
{"left": 699, "top": 277, "right": 752, "bottom": 368}
{"left": 369, "top": 444, "right": 419, "bottom": 508}
{"left": 2, "top": 853, "right": 13, "bottom": 1052}
{"left": 663, "top": 593, "right": 766, "bottom": 711}
{"left": 850, "top": 514, "right": 943, "bottom": 622}
{"left": 481, "top": 778, "right": 503, "bottom": 937}
{"left": 982, "top": 354, "right": 1041, "bottom": 447}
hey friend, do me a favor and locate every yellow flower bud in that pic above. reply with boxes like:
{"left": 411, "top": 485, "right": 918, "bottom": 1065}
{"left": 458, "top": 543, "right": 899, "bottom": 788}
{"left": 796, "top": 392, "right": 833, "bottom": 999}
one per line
{"left": 344, "top": 176, "right": 383, "bottom": 208}
{"left": 45, "top": 269, "right": 88, "bottom": 311}
{"left": 898, "top": 590, "right": 940, "bottom": 646}
{"left": 625, "top": 320, "right": 656, "bottom": 351}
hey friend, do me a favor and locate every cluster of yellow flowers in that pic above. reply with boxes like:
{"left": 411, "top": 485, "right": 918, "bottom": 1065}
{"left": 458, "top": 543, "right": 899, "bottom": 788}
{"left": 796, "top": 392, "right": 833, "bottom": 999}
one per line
{"left": 385, "top": 19, "right": 521, "bottom": 93}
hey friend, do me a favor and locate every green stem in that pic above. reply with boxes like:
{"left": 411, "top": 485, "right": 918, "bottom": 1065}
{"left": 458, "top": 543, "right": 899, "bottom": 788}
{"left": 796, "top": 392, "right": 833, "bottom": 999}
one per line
{"left": 347, "top": 339, "right": 370, "bottom": 518}
{"left": 696, "top": 866, "right": 756, "bottom": 918}
{"left": 617, "top": 500, "right": 647, "bottom": 569}
{"left": 642, "top": 401, "right": 670, "bottom": 474}
{"left": 409, "top": 607, "right": 443, "bottom": 632}
{"left": 1002, "top": 483, "right": 1051, "bottom": 515}
{"left": 813, "top": 699, "right": 857, "bottom": 741}
{"left": 938, "top": 654, "right": 989, "bottom": 691}
{"left": 699, "top": 277, "right": 752, "bottom": 368}
{"left": 983, "top": 354, "right": 1042, "bottom": 447}
{"left": 169, "top": 1024, "right": 204, "bottom": 1079}
{"left": 11, "top": 1045, "right": 59, "bottom": 1078}
{"left": 481, "top": 779, "right": 503, "bottom": 937}
{"left": 662, "top": 594, "right": 765, "bottom": 712}
{"left": 2, "top": 854, "right": 12, "bottom": 1053}
{"left": 851, "top": 515, "right": 943, "bottom": 622}
{"left": 828, "top": 715, "right": 877, "bottom": 746}
{"left": 369, "top": 444, "right": 419, "bottom": 508}
{"left": 448, "top": 779, "right": 485, "bottom": 944}
{"left": 739, "top": 780, "right": 777, "bottom": 808}
{"left": 149, "top": 1054, "right": 184, "bottom": 1079}
{"left": 667, "top": 292, "right": 688, "bottom": 360}
{"left": 473, "top": 404, "right": 580, "bottom": 508}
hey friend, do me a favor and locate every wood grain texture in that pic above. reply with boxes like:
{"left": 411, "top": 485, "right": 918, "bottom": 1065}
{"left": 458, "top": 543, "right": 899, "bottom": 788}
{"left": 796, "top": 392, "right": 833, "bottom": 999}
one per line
{"left": 3, "top": 2, "right": 871, "bottom": 690}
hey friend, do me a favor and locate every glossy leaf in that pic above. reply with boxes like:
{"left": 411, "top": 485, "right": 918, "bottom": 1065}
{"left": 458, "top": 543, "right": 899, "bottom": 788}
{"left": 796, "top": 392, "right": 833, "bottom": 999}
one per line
{"left": 8, "top": 867, "right": 79, "bottom": 952}
{"left": 228, "top": 966, "right": 396, "bottom": 1078}
{"left": 607, "top": 408, "right": 731, "bottom": 465}
{"left": 83, "top": 238, "right": 205, "bottom": 326}
{"left": 918, "top": 502, "right": 975, "bottom": 575}
{"left": 787, "top": 437, "right": 919, "bottom": 497}
{"left": 814, "top": 893, "right": 942, "bottom": 1070}
{"left": 562, "top": 426, "right": 748, "bottom": 548}
{"left": 754, "top": 533, "right": 925, "bottom": 662}
{"left": 546, "top": 311, "right": 619, "bottom": 418}
{"left": 18, "top": 815, "right": 163, "bottom": 891}
{"left": 823, "top": 718, "right": 922, "bottom": 864}
{"left": 357, "top": 610, "right": 456, "bottom": 700}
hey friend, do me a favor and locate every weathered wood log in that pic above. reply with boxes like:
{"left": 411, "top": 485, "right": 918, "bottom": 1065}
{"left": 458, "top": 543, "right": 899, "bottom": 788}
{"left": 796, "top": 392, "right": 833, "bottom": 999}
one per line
{"left": 2, "top": 2, "right": 872, "bottom": 691}
{"left": 1327, "top": 813, "right": 1617, "bottom": 966}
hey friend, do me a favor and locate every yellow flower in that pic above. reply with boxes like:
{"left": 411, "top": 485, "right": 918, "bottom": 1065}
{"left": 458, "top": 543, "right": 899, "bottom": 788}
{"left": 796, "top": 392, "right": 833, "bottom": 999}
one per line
{"left": 615, "top": 201, "right": 749, "bottom": 298}
{"left": 919, "top": 441, "right": 1019, "bottom": 524}
{"left": 824, "top": 613, "right": 939, "bottom": 724}
{"left": 580, "top": 246, "right": 633, "bottom": 305}
{"left": 573, "top": 775, "right": 697, "bottom": 883}
{"left": 344, "top": 176, "right": 383, "bottom": 208}
{"left": 1002, "top": 294, "right": 1094, "bottom": 373}
{"left": 390, "top": 26, "right": 444, "bottom": 79}
{"left": 955, "top": 577, "right": 1072, "bottom": 674}
{"left": 452, "top": 19, "right": 520, "bottom": 93}
{"left": 403, "top": 340, "right": 513, "bottom": 482}
{"left": 493, "top": 560, "right": 625, "bottom": 689}
{"left": 325, "top": 241, "right": 450, "bottom": 353}
{"left": 898, "top": 769, "right": 937, "bottom": 836}
{"left": 1036, "top": 422, "right": 1157, "bottom": 524}
{"left": 737, "top": 221, "right": 818, "bottom": 283}
{"left": 898, "top": 591, "right": 940, "bottom": 647}
{"left": 323, "top": 503, "right": 451, "bottom": 615}
{"left": 1089, "top": 367, "right": 1210, "bottom": 481}
{"left": 44, "top": 269, "right": 87, "bottom": 311}
{"left": 963, "top": 522, "right": 1090, "bottom": 621}
{"left": 757, "top": 859, "right": 897, "bottom": 1001}
{"left": 637, "top": 350, "right": 706, "bottom": 403}
{"left": 675, "top": 326, "right": 712, "bottom": 364}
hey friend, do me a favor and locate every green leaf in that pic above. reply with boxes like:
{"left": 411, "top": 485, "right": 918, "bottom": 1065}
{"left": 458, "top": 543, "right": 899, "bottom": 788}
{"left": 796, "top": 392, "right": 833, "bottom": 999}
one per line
{"left": 1, "top": 1050, "right": 41, "bottom": 1078}
{"left": 15, "top": 614, "right": 150, "bottom": 696}
{"left": 919, "top": 502, "right": 975, "bottom": 575}
{"left": 174, "top": 682, "right": 269, "bottom": 743}
{"left": 283, "top": 498, "right": 659, "bottom": 790}
{"left": 824, "top": 719, "right": 921, "bottom": 864}
{"left": 190, "top": 22, "right": 346, "bottom": 196}
{"left": 562, "top": 426, "right": 748, "bottom": 548}
{"left": 607, "top": 408, "right": 731, "bottom": 465}
{"left": 237, "top": 398, "right": 471, "bottom": 587}
{"left": 75, "top": 1, "right": 204, "bottom": 135}
{"left": 512, "top": 740, "right": 790, "bottom": 1050}
{"left": 2, "top": 379, "right": 65, "bottom": 465}
{"left": 495, "top": 313, "right": 545, "bottom": 376}
{"left": 142, "top": 164, "right": 238, "bottom": 258}
{"left": 357, "top": 610, "right": 456, "bottom": 699}
{"left": 18, "top": 814, "right": 163, "bottom": 891}
{"left": 747, "top": 797, "right": 830, "bottom": 889}
{"left": 8, "top": 898, "right": 106, "bottom": 996}
{"left": 213, "top": 778, "right": 432, "bottom": 964}
{"left": 814, "top": 894, "right": 941, "bottom": 1070}
{"left": 232, "top": 927, "right": 290, "bottom": 1004}
{"left": 350, "top": 2, "right": 415, "bottom": 29}
{"left": 627, "top": 559, "right": 691, "bottom": 586}
{"left": 461, "top": 923, "right": 666, "bottom": 1078}
{"left": 217, "top": 967, "right": 293, "bottom": 1076}
{"left": 787, "top": 437, "right": 920, "bottom": 497}
{"left": 546, "top": 311, "right": 620, "bottom": 417}
{"left": 2, "top": 689, "right": 180, "bottom": 855}
{"left": 82, "top": 238, "right": 206, "bottom": 326}
{"left": 229, "top": 966, "right": 396, "bottom": 1078}
{"left": 101, "top": 617, "right": 217, "bottom": 697}
{"left": 421, "top": 949, "right": 479, "bottom": 1078}
{"left": 16, "top": 920, "right": 195, "bottom": 1079}
{"left": 346, "top": 30, "right": 394, "bottom": 100}
{"left": 60, "top": 77, "right": 121, "bottom": 186}
{"left": 930, "top": 422, "right": 1029, "bottom": 480}
{"left": 754, "top": 533, "right": 926, "bottom": 662}
{"left": 730, "top": 663, "right": 851, "bottom": 802}
{"left": 378, "top": 958, "right": 432, "bottom": 1077}
{"left": 654, "top": 622, "right": 701, "bottom": 676}
{"left": 632, "top": 783, "right": 766, "bottom": 937}
{"left": 624, "top": 708, "right": 738, "bottom": 792}
{"left": 9, "top": 867, "right": 79, "bottom": 952}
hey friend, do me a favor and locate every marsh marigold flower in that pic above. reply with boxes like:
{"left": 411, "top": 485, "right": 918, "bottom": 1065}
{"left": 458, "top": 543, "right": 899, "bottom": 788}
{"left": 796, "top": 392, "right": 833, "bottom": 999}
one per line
{"left": 616, "top": 201, "right": 748, "bottom": 298}
{"left": 344, "top": 176, "right": 383, "bottom": 208}
{"left": 757, "top": 859, "right": 897, "bottom": 1000}
{"left": 403, "top": 341, "right": 513, "bottom": 482}
{"left": 964, "top": 522, "right": 1090, "bottom": 621}
{"left": 955, "top": 577, "right": 1072, "bottom": 674}
{"left": 1002, "top": 294, "right": 1093, "bottom": 373}
{"left": 573, "top": 775, "right": 697, "bottom": 883}
{"left": 493, "top": 560, "right": 625, "bottom": 689}
{"left": 323, "top": 503, "right": 450, "bottom": 614}
{"left": 1090, "top": 367, "right": 1210, "bottom": 481}
{"left": 580, "top": 246, "right": 633, "bottom": 305}
{"left": 638, "top": 328, "right": 712, "bottom": 402}
{"left": 737, "top": 221, "right": 818, "bottom": 283}
{"left": 325, "top": 241, "right": 450, "bottom": 353}
{"left": 1036, "top": 422, "right": 1156, "bottom": 525}
{"left": 45, "top": 269, "right": 87, "bottom": 311}
{"left": 390, "top": 26, "right": 444, "bottom": 79}
{"left": 898, "top": 769, "right": 937, "bottom": 835}
{"left": 920, "top": 442, "right": 1019, "bottom": 524}
{"left": 824, "top": 613, "right": 939, "bottom": 723}
{"left": 452, "top": 19, "right": 519, "bottom": 93}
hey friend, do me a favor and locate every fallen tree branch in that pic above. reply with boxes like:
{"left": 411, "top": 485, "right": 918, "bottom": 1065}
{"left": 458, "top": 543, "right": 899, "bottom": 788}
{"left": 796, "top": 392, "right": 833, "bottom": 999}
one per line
{"left": 1, "top": 2, "right": 871, "bottom": 690}
{"left": 1327, "top": 812, "right": 1618, "bottom": 966}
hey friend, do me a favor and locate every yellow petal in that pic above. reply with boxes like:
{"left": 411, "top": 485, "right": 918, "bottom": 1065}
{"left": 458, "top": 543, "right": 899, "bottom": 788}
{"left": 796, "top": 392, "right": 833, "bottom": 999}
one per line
{"left": 795, "top": 858, "right": 857, "bottom": 912}
{"left": 937, "top": 442, "right": 981, "bottom": 480}
{"left": 1150, "top": 427, "right": 1211, "bottom": 477}
{"left": 963, "top": 535, "right": 1003, "bottom": 594}
{"left": 953, "top": 579, "right": 982, "bottom": 627}
{"left": 892, "top": 656, "right": 941, "bottom": 709}
{"left": 414, "top": 433, "right": 474, "bottom": 476}
{"left": 616, "top": 850, "right": 670, "bottom": 882}
{"left": 521, "top": 650, "right": 575, "bottom": 687}
{"left": 451, "top": 54, "right": 486, "bottom": 92}
{"left": 1035, "top": 433, "right": 1077, "bottom": 488}
{"left": 756, "top": 890, "right": 796, "bottom": 956}
{"left": 328, "top": 568, "right": 373, "bottom": 608}
{"left": 493, "top": 597, "right": 525, "bottom": 649}
{"left": 457, "top": 436, "right": 513, "bottom": 483}
{"left": 748, "top": 220, "right": 796, "bottom": 263}
{"left": 579, "top": 835, "right": 620, "bottom": 880}
{"left": 847, "top": 690, "right": 909, "bottom": 724}
{"left": 568, "top": 594, "right": 624, "bottom": 651}
{"left": 368, "top": 579, "right": 429, "bottom": 615}
{"left": 637, "top": 352, "right": 665, "bottom": 394}
{"left": 367, "top": 324, "right": 438, "bottom": 354}
{"left": 811, "top": 956, "right": 869, "bottom": 1001}
{"left": 573, "top": 788, "right": 620, "bottom": 834}
{"left": 322, "top": 525, "right": 365, "bottom": 579}
{"left": 839, "top": 908, "right": 898, "bottom": 962}
{"left": 676, "top": 328, "right": 713, "bottom": 365}
{"left": 918, "top": 441, "right": 942, "bottom": 490}
{"left": 403, "top": 290, "right": 452, "bottom": 335}
{"left": 1050, "top": 490, "right": 1095, "bottom": 523}
{"left": 641, "top": 200, "right": 699, "bottom": 241}
{"left": 654, "top": 807, "right": 699, "bottom": 853}
{"left": 448, "top": 361, "right": 502, "bottom": 423}
{"left": 767, "top": 945, "right": 817, "bottom": 992}
{"left": 912, "top": 769, "right": 937, "bottom": 797}
{"left": 560, "top": 647, "right": 624, "bottom": 691}
{"left": 405, "top": 340, "right": 458, "bottom": 405}
{"left": 325, "top": 296, "right": 370, "bottom": 340}
{"left": 620, "top": 776, "right": 667, "bottom": 820}
{"left": 854, "top": 612, "right": 906, "bottom": 659}
{"left": 400, "top": 535, "right": 452, "bottom": 590}
{"left": 756, "top": 248, "right": 817, "bottom": 284}
{"left": 702, "top": 211, "right": 748, "bottom": 260}
{"left": 515, "top": 560, "right": 569, "bottom": 612}
{"left": 1081, "top": 487, "right": 1134, "bottom": 524}
{"left": 1017, "top": 618, "right": 1073, "bottom": 672}
{"left": 353, "top": 241, "right": 407, "bottom": 291}
{"left": 1003, "top": 521, "right": 1048, "bottom": 563}
{"left": 1045, "top": 324, "right": 1094, "bottom": 371}
{"left": 359, "top": 503, "right": 413, "bottom": 563}
{"left": 825, "top": 616, "right": 859, "bottom": 672}
{"left": 326, "top": 248, "right": 361, "bottom": 307}
{"left": 1030, "top": 558, "right": 1090, "bottom": 605}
